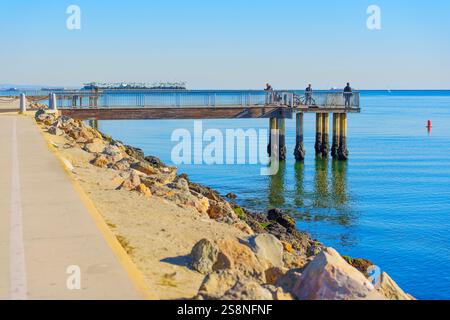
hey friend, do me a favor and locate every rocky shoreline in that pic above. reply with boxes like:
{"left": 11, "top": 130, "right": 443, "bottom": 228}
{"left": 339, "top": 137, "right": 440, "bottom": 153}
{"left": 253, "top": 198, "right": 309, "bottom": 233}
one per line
{"left": 34, "top": 108, "right": 414, "bottom": 300}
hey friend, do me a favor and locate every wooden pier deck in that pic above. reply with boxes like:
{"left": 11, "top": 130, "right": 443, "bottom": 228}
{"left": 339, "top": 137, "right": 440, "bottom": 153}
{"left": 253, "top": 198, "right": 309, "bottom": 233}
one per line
{"left": 59, "top": 105, "right": 360, "bottom": 121}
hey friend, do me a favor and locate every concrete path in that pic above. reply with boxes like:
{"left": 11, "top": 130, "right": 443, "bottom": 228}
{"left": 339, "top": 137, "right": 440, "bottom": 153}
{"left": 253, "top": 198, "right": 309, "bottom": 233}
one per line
{"left": 0, "top": 114, "right": 143, "bottom": 299}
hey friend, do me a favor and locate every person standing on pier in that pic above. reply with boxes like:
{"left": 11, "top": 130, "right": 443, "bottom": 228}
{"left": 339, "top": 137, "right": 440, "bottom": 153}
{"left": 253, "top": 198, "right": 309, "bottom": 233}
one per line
{"left": 305, "top": 84, "right": 313, "bottom": 106}
{"left": 265, "top": 83, "right": 274, "bottom": 104}
{"left": 343, "top": 82, "right": 353, "bottom": 108}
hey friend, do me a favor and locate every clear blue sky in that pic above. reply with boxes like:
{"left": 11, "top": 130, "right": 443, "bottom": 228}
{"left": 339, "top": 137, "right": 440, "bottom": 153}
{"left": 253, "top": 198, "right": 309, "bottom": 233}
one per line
{"left": 1, "top": 0, "right": 449, "bottom": 89}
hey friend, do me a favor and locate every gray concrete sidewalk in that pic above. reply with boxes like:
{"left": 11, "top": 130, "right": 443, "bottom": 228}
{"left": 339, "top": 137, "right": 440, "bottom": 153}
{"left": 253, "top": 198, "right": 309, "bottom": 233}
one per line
{"left": 0, "top": 114, "right": 143, "bottom": 299}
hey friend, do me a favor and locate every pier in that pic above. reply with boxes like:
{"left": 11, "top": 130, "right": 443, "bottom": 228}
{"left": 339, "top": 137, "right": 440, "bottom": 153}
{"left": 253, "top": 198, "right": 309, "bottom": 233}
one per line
{"left": 11, "top": 89, "right": 360, "bottom": 161}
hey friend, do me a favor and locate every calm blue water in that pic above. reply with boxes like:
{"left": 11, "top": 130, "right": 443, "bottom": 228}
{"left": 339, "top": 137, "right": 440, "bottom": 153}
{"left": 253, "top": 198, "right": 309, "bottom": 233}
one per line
{"left": 99, "top": 90, "right": 450, "bottom": 300}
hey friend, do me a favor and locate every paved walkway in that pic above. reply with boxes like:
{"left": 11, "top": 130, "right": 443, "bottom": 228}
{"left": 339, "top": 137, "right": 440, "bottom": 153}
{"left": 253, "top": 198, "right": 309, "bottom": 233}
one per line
{"left": 0, "top": 114, "right": 143, "bottom": 299}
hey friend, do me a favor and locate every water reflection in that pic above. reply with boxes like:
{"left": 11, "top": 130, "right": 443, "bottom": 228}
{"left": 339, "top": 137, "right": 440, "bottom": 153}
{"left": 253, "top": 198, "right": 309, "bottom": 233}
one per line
{"left": 268, "top": 161, "right": 286, "bottom": 207}
{"left": 294, "top": 162, "right": 305, "bottom": 207}
{"left": 267, "top": 159, "right": 354, "bottom": 229}
{"left": 314, "top": 158, "right": 330, "bottom": 208}
{"left": 332, "top": 160, "right": 349, "bottom": 207}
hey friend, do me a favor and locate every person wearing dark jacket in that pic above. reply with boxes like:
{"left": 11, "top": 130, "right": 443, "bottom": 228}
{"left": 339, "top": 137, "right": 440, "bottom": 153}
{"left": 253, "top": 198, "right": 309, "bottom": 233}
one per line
{"left": 343, "top": 83, "right": 353, "bottom": 107}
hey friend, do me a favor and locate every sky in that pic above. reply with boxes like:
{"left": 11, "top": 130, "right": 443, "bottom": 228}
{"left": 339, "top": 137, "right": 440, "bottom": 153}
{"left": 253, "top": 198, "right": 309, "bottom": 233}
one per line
{"left": 0, "top": 0, "right": 449, "bottom": 89}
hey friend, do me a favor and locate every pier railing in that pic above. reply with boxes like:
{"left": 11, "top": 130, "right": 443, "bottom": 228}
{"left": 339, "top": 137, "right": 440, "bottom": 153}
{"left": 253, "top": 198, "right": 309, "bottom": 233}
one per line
{"left": 294, "top": 91, "right": 360, "bottom": 108}
{"left": 1, "top": 89, "right": 360, "bottom": 109}
{"left": 52, "top": 90, "right": 288, "bottom": 109}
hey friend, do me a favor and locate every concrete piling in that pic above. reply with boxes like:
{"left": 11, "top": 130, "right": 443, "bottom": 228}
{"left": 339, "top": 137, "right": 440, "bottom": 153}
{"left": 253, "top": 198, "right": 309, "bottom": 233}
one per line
{"left": 267, "top": 117, "right": 278, "bottom": 156}
{"left": 338, "top": 113, "right": 349, "bottom": 160}
{"left": 321, "top": 113, "right": 330, "bottom": 157}
{"left": 278, "top": 118, "right": 286, "bottom": 161}
{"left": 294, "top": 113, "right": 306, "bottom": 161}
{"left": 88, "top": 119, "right": 99, "bottom": 129}
{"left": 267, "top": 117, "right": 286, "bottom": 161}
{"left": 315, "top": 113, "right": 323, "bottom": 157}
{"left": 331, "top": 113, "right": 340, "bottom": 159}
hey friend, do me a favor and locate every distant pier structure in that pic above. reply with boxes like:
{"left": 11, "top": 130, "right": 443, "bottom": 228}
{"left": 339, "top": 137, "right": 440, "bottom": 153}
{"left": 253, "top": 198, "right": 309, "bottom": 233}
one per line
{"left": 13, "top": 89, "right": 360, "bottom": 161}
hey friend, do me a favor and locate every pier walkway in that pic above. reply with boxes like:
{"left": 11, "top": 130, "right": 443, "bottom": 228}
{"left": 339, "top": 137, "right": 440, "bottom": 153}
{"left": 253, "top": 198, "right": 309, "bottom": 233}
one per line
{"left": 0, "top": 113, "right": 145, "bottom": 300}
{"left": 5, "top": 88, "right": 360, "bottom": 162}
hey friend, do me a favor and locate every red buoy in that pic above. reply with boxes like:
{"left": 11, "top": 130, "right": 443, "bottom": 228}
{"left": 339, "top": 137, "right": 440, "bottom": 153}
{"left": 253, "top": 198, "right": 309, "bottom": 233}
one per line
{"left": 427, "top": 120, "right": 432, "bottom": 128}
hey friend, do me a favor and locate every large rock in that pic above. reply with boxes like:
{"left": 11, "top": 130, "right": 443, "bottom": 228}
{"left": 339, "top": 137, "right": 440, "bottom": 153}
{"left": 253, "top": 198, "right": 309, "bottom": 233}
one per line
{"left": 167, "top": 177, "right": 189, "bottom": 192}
{"left": 232, "top": 221, "right": 254, "bottom": 236}
{"left": 124, "top": 145, "right": 145, "bottom": 161}
{"left": 282, "top": 251, "right": 307, "bottom": 269}
{"left": 48, "top": 125, "right": 63, "bottom": 136}
{"left": 191, "top": 239, "right": 219, "bottom": 275}
{"left": 188, "top": 181, "right": 222, "bottom": 202}
{"left": 197, "top": 270, "right": 243, "bottom": 299}
{"left": 78, "top": 127, "right": 96, "bottom": 142}
{"left": 276, "top": 269, "right": 303, "bottom": 293}
{"left": 194, "top": 196, "right": 210, "bottom": 216}
{"left": 266, "top": 221, "right": 317, "bottom": 257}
{"left": 265, "top": 267, "right": 287, "bottom": 285}
{"left": 168, "top": 189, "right": 209, "bottom": 215}
{"left": 147, "top": 185, "right": 175, "bottom": 198}
{"left": 141, "top": 171, "right": 177, "bottom": 186}
{"left": 247, "top": 234, "right": 284, "bottom": 268}
{"left": 92, "top": 154, "right": 110, "bottom": 168}
{"left": 117, "top": 171, "right": 142, "bottom": 191}
{"left": 144, "top": 155, "right": 166, "bottom": 168}
{"left": 263, "top": 285, "right": 294, "bottom": 300}
{"left": 56, "top": 115, "right": 74, "bottom": 129}
{"left": 103, "top": 145, "right": 123, "bottom": 159}
{"left": 130, "top": 160, "right": 159, "bottom": 175}
{"left": 208, "top": 200, "right": 236, "bottom": 221}
{"left": 243, "top": 211, "right": 270, "bottom": 234}
{"left": 267, "top": 208, "right": 296, "bottom": 230}
{"left": 342, "top": 256, "right": 373, "bottom": 277}
{"left": 111, "top": 158, "right": 131, "bottom": 171}
{"left": 196, "top": 270, "right": 273, "bottom": 300}
{"left": 280, "top": 241, "right": 295, "bottom": 253}
{"left": 34, "top": 109, "right": 46, "bottom": 122}
{"left": 292, "top": 247, "right": 385, "bottom": 300}
{"left": 221, "top": 281, "right": 273, "bottom": 300}
{"left": 135, "top": 183, "right": 152, "bottom": 197}
{"left": 35, "top": 109, "right": 56, "bottom": 125}
{"left": 84, "top": 138, "right": 105, "bottom": 153}
{"left": 213, "top": 238, "right": 268, "bottom": 282}
{"left": 378, "top": 272, "right": 414, "bottom": 300}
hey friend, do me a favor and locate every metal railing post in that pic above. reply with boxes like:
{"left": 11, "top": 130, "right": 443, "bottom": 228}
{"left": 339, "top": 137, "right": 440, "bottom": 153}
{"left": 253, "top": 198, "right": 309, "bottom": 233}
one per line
{"left": 19, "top": 94, "right": 27, "bottom": 113}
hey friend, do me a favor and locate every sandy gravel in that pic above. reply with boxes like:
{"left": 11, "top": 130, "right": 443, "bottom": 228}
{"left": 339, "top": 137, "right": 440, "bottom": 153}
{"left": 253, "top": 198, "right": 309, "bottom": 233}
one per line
{"left": 42, "top": 130, "right": 245, "bottom": 300}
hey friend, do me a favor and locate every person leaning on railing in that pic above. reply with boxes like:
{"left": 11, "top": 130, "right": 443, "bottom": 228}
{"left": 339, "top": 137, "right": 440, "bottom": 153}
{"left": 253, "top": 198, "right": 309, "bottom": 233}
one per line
{"left": 343, "top": 82, "right": 353, "bottom": 108}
